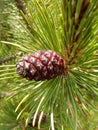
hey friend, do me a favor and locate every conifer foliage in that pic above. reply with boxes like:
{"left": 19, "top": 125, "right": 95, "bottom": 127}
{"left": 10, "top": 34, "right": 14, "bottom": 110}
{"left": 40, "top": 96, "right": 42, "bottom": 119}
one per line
{"left": 0, "top": 0, "right": 98, "bottom": 130}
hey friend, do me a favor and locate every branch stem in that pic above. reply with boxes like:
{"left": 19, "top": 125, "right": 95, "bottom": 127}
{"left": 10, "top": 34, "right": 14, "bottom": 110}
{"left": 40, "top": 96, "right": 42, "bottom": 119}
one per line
{"left": 14, "top": 0, "right": 34, "bottom": 33}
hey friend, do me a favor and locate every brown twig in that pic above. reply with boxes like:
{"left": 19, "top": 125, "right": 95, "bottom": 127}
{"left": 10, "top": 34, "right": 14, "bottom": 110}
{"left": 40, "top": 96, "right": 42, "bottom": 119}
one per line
{"left": 73, "top": 0, "right": 90, "bottom": 41}
{"left": 21, "top": 122, "right": 26, "bottom": 130}
{"left": 15, "top": 0, "right": 27, "bottom": 14}
{"left": 68, "top": 0, "right": 90, "bottom": 57}
{"left": 0, "top": 52, "right": 24, "bottom": 65}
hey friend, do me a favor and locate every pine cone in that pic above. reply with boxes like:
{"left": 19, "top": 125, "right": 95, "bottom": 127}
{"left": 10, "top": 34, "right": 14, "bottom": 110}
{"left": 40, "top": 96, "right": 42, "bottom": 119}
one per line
{"left": 28, "top": 113, "right": 47, "bottom": 127}
{"left": 16, "top": 50, "right": 65, "bottom": 81}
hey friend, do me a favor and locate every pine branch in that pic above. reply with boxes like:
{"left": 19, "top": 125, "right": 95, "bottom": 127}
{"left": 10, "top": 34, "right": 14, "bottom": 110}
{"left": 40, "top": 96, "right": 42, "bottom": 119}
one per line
{"left": 21, "top": 122, "right": 26, "bottom": 130}
{"left": 74, "top": 0, "right": 90, "bottom": 31}
{"left": 63, "top": 0, "right": 98, "bottom": 66}
{"left": 15, "top": 0, "right": 27, "bottom": 14}
{"left": 0, "top": 0, "right": 98, "bottom": 130}
{"left": 0, "top": 52, "right": 24, "bottom": 65}
{"left": 14, "top": 0, "right": 34, "bottom": 34}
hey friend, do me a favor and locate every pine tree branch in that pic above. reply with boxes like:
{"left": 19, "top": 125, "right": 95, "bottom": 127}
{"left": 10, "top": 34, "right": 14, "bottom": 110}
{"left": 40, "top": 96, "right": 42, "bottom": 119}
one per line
{"left": 0, "top": 92, "right": 14, "bottom": 99}
{"left": 0, "top": 52, "right": 24, "bottom": 65}
{"left": 21, "top": 122, "right": 26, "bottom": 130}
{"left": 15, "top": 0, "right": 27, "bottom": 14}
{"left": 74, "top": 0, "right": 90, "bottom": 30}
{"left": 74, "top": 0, "right": 90, "bottom": 41}
{"left": 0, "top": 1, "right": 98, "bottom": 129}
{"left": 14, "top": 0, "right": 33, "bottom": 34}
